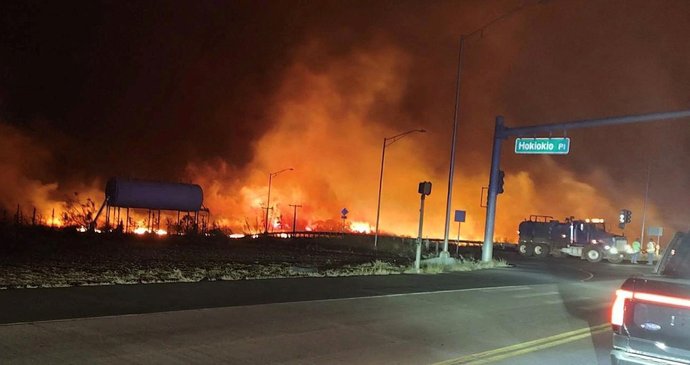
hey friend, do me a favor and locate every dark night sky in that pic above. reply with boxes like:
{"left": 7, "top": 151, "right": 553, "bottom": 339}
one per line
{"left": 2, "top": 1, "right": 308, "bottom": 178}
{"left": 1, "top": 0, "right": 689, "bottom": 238}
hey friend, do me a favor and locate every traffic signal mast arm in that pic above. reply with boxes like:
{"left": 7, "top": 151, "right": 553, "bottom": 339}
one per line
{"left": 496, "top": 109, "right": 690, "bottom": 139}
{"left": 482, "top": 109, "right": 690, "bottom": 262}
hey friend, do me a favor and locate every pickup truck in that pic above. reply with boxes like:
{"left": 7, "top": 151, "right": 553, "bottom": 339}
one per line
{"left": 611, "top": 231, "right": 690, "bottom": 364}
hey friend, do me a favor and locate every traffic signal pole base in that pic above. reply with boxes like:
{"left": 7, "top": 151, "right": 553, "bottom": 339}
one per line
{"left": 414, "top": 241, "right": 422, "bottom": 273}
{"left": 419, "top": 251, "right": 458, "bottom": 267}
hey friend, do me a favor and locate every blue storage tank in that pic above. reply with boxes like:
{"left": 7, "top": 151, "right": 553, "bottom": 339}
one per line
{"left": 105, "top": 177, "right": 203, "bottom": 211}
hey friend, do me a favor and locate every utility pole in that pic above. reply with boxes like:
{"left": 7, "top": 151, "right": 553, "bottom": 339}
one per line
{"left": 289, "top": 204, "right": 302, "bottom": 234}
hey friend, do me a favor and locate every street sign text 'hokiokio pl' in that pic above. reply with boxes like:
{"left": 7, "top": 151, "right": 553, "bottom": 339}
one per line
{"left": 514, "top": 137, "right": 570, "bottom": 154}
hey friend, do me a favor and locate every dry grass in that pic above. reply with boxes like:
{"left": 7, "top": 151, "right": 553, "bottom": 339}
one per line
{"left": 320, "top": 260, "right": 406, "bottom": 276}
{"left": 0, "top": 258, "right": 512, "bottom": 288}
{"left": 406, "top": 258, "right": 510, "bottom": 274}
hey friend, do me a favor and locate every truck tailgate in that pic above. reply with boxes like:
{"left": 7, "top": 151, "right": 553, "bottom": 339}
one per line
{"left": 616, "top": 278, "right": 690, "bottom": 361}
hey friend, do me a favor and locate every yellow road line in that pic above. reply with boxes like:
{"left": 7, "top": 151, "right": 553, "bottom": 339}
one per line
{"left": 467, "top": 326, "right": 610, "bottom": 364}
{"left": 433, "top": 323, "right": 610, "bottom": 365}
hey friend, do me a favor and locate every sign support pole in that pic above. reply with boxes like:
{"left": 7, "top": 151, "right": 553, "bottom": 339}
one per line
{"left": 415, "top": 193, "right": 426, "bottom": 273}
{"left": 415, "top": 181, "right": 432, "bottom": 272}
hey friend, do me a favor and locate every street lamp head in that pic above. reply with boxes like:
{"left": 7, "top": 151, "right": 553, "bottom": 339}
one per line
{"left": 270, "top": 167, "right": 294, "bottom": 177}
{"left": 385, "top": 128, "right": 427, "bottom": 144}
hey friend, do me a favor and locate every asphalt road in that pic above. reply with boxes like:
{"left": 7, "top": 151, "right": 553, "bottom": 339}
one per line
{"left": 0, "top": 253, "right": 655, "bottom": 364}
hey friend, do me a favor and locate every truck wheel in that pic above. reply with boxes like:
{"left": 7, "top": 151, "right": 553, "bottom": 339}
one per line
{"left": 518, "top": 242, "right": 534, "bottom": 256}
{"left": 584, "top": 246, "right": 602, "bottom": 263}
{"left": 533, "top": 243, "right": 549, "bottom": 258}
{"left": 607, "top": 254, "right": 623, "bottom": 264}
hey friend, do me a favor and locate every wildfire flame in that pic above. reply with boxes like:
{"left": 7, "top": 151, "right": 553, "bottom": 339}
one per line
{"left": 350, "top": 221, "right": 372, "bottom": 234}
{"left": 133, "top": 227, "right": 167, "bottom": 236}
{"left": 0, "top": 16, "right": 676, "bottom": 242}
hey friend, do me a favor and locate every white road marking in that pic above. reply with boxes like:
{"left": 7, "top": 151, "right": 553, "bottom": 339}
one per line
{"left": 317, "top": 285, "right": 537, "bottom": 301}
{"left": 514, "top": 291, "right": 560, "bottom": 298}
{"left": 578, "top": 269, "right": 594, "bottom": 282}
{"left": 479, "top": 285, "right": 532, "bottom": 292}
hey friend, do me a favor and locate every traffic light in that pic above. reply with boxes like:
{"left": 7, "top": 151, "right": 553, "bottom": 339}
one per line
{"left": 619, "top": 209, "right": 632, "bottom": 226}
{"left": 497, "top": 170, "right": 505, "bottom": 194}
{"left": 418, "top": 181, "right": 432, "bottom": 196}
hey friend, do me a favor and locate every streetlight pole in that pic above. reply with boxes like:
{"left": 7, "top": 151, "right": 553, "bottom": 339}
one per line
{"left": 374, "top": 128, "right": 425, "bottom": 249}
{"left": 441, "top": 2, "right": 540, "bottom": 261}
{"left": 441, "top": 35, "right": 465, "bottom": 260}
{"left": 264, "top": 168, "right": 293, "bottom": 234}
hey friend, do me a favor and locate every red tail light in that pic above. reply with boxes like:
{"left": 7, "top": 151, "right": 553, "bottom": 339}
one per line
{"left": 634, "top": 292, "right": 690, "bottom": 308}
{"left": 611, "top": 289, "right": 690, "bottom": 326}
{"left": 612, "top": 289, "right": 633, "bottom": 326}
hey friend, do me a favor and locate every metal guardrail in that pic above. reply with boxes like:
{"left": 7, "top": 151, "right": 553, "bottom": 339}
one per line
{"left": 259, "top": 231, "right": 514, "bottom": 248}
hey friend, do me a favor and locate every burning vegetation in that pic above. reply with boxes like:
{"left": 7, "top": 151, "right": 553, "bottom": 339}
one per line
{"left": 0, "top": 1, "right": 686, "bottom": 242}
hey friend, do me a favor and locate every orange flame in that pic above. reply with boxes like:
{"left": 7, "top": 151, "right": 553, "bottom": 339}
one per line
{"left": 0, "top": 35, "right": 669, "bottom": 243}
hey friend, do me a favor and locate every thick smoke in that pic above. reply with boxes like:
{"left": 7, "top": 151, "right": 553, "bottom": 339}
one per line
{"left": 0, "top": 122, "right": 102, "bottom": 223}
{"left": 1, "top": 0, "right": 688, "bottom": 241}
{"left": 0, "top": 123, "right": 57, "bottom": 212}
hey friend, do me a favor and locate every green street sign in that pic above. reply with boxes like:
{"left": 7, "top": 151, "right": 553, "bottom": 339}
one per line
{"left": 515, "top": 137, "right": 570, "bottom": 154}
